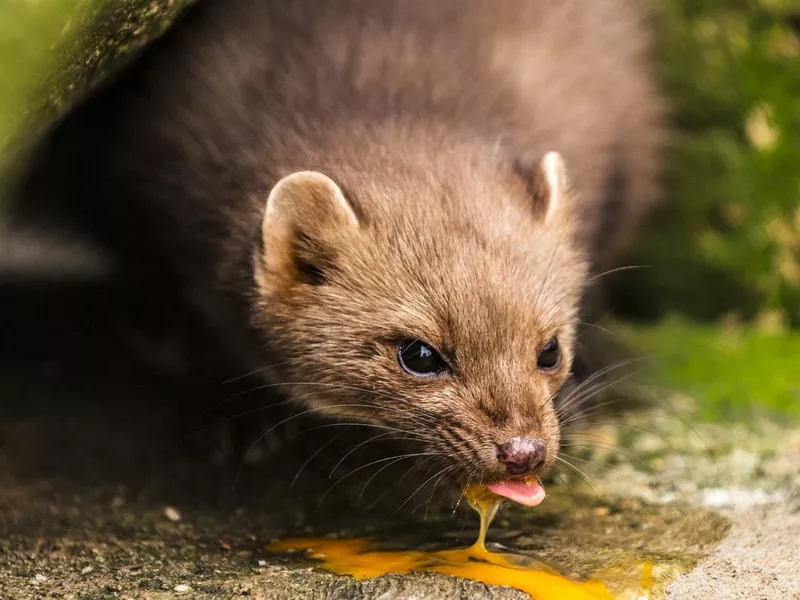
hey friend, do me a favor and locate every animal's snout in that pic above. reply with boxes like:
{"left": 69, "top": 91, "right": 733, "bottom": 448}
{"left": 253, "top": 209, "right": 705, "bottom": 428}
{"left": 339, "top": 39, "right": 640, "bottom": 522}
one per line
{"left": 495, "top": 437, "right": 547, "bottom": 476}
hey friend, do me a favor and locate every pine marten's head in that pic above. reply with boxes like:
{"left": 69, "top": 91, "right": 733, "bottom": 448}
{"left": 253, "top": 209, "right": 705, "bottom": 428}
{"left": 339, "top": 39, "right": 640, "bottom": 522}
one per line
{"left": 251, "top": 149, "right": 588, "bottom": 505}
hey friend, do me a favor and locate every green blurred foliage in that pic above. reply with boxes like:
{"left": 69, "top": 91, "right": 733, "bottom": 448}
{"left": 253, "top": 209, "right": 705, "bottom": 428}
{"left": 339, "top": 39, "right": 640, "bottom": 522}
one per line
{"left": 619, "top": 318, "right": 800, "bottom": 420}
{"left": 619, "top": 0, "right": 800, "bottom": 327}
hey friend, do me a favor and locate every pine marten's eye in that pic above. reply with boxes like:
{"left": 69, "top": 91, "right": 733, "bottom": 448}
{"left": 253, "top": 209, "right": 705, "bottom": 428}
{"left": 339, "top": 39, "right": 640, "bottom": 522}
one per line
{"left": 536, "top": 337, "right": 561, "bottom": 371}
{"left": 397, "top": 340, "right": 447, "bottom": 377}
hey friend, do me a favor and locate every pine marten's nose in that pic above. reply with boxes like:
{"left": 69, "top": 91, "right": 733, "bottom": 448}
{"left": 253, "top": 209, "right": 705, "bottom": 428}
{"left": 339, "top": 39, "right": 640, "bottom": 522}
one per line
{"left": 496, "top": 437, "right": 547, "bottom": 476}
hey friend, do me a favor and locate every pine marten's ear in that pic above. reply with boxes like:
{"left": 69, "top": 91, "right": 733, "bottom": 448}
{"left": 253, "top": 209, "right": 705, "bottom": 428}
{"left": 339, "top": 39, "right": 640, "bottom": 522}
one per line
{"left": 532, "top": 151, "right": 570, "bottom": 226}
{"left": 258, "top": 171, "right": 359, "bottom": 290}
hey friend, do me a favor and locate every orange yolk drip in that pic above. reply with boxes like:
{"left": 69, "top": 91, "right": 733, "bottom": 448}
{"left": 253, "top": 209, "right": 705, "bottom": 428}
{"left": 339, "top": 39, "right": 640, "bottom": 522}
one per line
{"left": 268, "top": 485, "right": 651, "bottom": 600}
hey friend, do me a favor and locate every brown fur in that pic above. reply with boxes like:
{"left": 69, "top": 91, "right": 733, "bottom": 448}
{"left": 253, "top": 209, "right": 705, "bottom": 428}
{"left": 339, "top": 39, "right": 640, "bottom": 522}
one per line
{"left": 14, "top": 0, "right": 662, "bottom": 486}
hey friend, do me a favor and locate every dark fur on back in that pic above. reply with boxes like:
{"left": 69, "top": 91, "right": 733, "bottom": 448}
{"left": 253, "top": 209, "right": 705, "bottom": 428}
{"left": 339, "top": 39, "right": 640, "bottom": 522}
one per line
{"left": 13, "top": 0, "right": 662, "bottom": 487}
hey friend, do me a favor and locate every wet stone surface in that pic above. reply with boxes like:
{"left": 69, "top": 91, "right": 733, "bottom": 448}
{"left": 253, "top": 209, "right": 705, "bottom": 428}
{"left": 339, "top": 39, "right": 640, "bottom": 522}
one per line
{"left": 0, "top": 279, "right": 732, "bottom": 600}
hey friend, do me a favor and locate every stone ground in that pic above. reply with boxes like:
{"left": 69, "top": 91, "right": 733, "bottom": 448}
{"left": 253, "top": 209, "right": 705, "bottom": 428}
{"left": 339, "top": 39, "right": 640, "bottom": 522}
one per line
{"left": 0, "top": 233, "right": 798, "bottom": 599}
{"left": 667, "top": 499, "right": 800, "bottom": 599}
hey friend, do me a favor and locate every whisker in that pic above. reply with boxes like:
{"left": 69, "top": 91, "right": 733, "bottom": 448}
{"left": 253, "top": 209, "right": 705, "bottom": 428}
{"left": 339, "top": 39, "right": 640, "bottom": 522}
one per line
{"left": 365, "top": 458, "right": 432, "bottom": 511}
{"left": 413, "top": 465, "right": 457, "bottom": 517}
{"left": 451, "top": 471, "right": 474, "bottom": 518}
{"left": 313, "top": 451, "right": 443, "bottom": 512}
{"left": 562, "top": 319, "right": 627, "bottom": 342}
{"left": 564, "top": 421, "right": 689, "bottom": 469}
{"left": 220, "top": 360, "right": 294, "bottom": 385}
{"left": 553, "top": 470, "right": 582, "bottom": 502}
{"left": 554, "top": 359, "right": 646, "bottom": 419}
{"left": 558, "top": 398, "right": 627, "bottom": 427}
{"left": 558, "top": 441, "right": 665, "bottom": 485}
{"left": 392, "top": 464, "right": 458, "bottom": 520}
{"left": 424, "top": 465, "right": 457, "bottom": 520}
{"left": 359, "top": 453, "right": 423, "bottom": 500}
{"left": 362, "top": 456, "right": 440, "bottom": 510}
{"left": 328, "top": 431, "right": 398, "bottom": 478}
{"left": 538, "top": 265, "right": 648, "bottom": 329}
{"left": 557, "top": 370, "right": 643, "bottom": 422}
{"left": 585, "top": 264, "right": 649, "bottom": 286}
{"left": 554, "top": 455, "right": 599, "bottom": 498}
{"left": 290, "top": 429, "right": 348, "bottom": 488}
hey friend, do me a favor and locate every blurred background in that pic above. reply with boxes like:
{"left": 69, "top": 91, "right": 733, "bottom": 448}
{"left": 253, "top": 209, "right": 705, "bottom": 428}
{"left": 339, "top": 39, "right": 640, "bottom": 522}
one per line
{"left": 1, "top": 0, "right": 799, "bottom": 422}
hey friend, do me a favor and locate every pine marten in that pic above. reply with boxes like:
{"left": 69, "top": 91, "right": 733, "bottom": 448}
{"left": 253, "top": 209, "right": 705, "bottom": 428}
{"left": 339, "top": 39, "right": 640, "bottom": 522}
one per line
{"left": 13, "top": 0, "right": 662, "bottom": 505}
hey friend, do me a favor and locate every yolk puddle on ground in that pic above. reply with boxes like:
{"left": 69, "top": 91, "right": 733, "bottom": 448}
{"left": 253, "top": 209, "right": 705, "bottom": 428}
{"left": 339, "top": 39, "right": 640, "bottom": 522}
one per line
{"left": 268, "top": 485, "right": 651, "bottom": 600}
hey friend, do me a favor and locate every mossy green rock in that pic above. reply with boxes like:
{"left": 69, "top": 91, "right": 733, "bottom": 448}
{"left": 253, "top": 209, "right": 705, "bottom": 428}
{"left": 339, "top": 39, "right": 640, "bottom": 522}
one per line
{"left": 0, "top": 0, "right": 196, "bottom": 196}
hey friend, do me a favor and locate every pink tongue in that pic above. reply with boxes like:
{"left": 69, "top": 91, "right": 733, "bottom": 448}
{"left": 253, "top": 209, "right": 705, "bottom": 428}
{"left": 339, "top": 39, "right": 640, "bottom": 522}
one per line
{"left": 487, "top": 479, "right": 546, "bottom": 507}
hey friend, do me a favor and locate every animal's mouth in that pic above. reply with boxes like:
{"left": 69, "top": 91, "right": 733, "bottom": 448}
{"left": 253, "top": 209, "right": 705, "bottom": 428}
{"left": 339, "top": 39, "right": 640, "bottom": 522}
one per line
{"left": 485, "top": 476, "right": 546, "bottom": 507}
